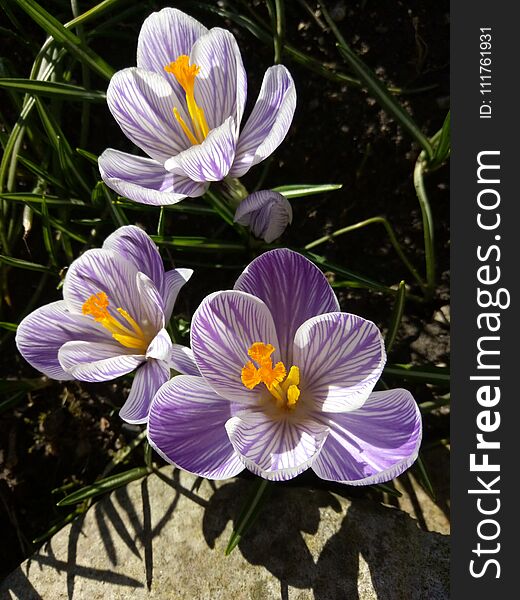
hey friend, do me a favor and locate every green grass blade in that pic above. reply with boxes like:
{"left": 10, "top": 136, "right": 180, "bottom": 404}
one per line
{"left": 57, "top": 467, "right": 150, "bottom": 506}
{"left": 226, "top": 478, "right": 271, "bottom": 555}
{"left": 0, "top": 254, "right": 55, "bottom": 273}
{"left": 385, "top": 280, "right": 406, "bottom": 354}
{"left": 0, "top": 78, "right": 106, "bottom": 102}
{"left": 383, "top": 364, "right": 450, "bottom": 386}
{"left": 273, "top": 183, "right": 343, "bottom": 198}
{"left": 317, "top": 0, "right": 434, "bottom": 159}
{"left": 12, "top": 0, "right": 115, "bottom": 80}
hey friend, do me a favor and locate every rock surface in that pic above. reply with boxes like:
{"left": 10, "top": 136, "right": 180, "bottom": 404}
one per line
{"left": 1, "top": 468, "right": 449, "bottom": 599}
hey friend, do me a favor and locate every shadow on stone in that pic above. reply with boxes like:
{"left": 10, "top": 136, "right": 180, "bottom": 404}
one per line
{"left": 203, "top": 478, "right": 449, "bottom": 600}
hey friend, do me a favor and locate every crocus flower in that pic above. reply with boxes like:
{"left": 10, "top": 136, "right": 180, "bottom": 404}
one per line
{"left": 16, "top": 226, "right": 192, "bottom": 424}
{"left": 148, "top": 249, "right": 422, "bottom": 482}
{"left": 234, "top": 190, "right": 292, "bottom": 243}
{"left": 98, "top": 8, "right": 296, "bottom": 206}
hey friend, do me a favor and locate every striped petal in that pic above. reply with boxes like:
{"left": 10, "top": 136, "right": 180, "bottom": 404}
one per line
{"left": 99, "top": 149, "right": 208, "bottom": 206}
{"left": 137, "top": 8, "right": 207, "bottom": 77}
{"left": 234, "top": 249, "right": 339, "bottom": 364}
{"left": 169, "top": 344, "right": 200, "bottom": 376}
{"left": 146, "top": 328, "right": 172, "bottom": 362}
{"left": 190, "top": 28, "right": 247, "bottom": 131}
{"left": 191, "top": 290, "right": 279, "bottom": 403}
{"left": 135, "top": 272, "right": 165, "bottom": 333}
{"left": 162, "top": 268, "right": 193, "bottom": 322}
{"left": 102, "top": 225, "right": 164, "bottom": 290}
{"left": 148, "top": 376, "right": 244, "bottom": 479}
{"left": 164, "top": 116, "right": 237, "bottom": 182}
{"left": 293, "top": 313, "right": 386, "bottom": 413}
{"left": 234, "top": 190, "right": 292, "bottom": 243}
{"left": 15, "top": 301, "right": 108, "bottom": 380}
{"left": 312, "top": 389, "right": 422, "bottom": 485}
{"left": 119, "top": 359, "right": 171, "bottom": 424}
{"left": 58, "top": 341, "right": 143, "bottom": 382}
{"left": 107, "top": 68, "right": 190, "bottom": 161}
{"left": 230, "top": 65, "right": 296, "bottom": 177}
{"left": 63, "top": 249, "right": 143, "bottom": 321}
{"left": 225, "top": 411, "right": 329, "bottom": 481}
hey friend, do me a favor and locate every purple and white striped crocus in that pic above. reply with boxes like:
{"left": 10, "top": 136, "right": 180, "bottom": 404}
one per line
{"left": 234, "top": 190, "right": 293, "bottom": 243}
{"left": 148, "top": 249, "right": 422, "bottom": 482}
{"left": 16, "top": 226, "right": 192, "bottom": 424}
{"left": 98, "top": 8, "right": 296, "bottom": 206}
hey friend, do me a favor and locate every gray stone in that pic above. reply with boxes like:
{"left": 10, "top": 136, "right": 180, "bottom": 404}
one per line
{"left": 1, "top": 468, "right": 449, "bottom": 599}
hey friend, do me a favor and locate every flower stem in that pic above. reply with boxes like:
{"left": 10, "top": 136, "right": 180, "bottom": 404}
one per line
{"left": 304, "top": 216, "right": 426, "bottom": 291}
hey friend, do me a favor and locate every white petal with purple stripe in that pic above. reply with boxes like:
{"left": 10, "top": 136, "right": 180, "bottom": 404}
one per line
{"left": 148, "top": 376, "right": 244, "bottom": 479}
{"left": 107, "top": 68, "right": 190, "bottom": 161}
{"left": 225, "top": 410, "right": 329, "bottom": 481}
{"left": 103, "top": 225, "right": 164, "bottom": 290}
{"left": 191, "top": 290, "right": 279, "bottom": 403}
{"left": 58, "top": 340, "right": 144, "bottom": 382}
{"left": 293, "top": 312, "right": 386, "bottom": 413}
{"left": 164, "top": 117, "right": 237, "bottom": 182}
{"left": 169, "top": 344, "right": 200, "bottom": 376}
{"left": 230, "top": 65, "right": 296, "bottom": 177}
{"left": 15, "top": 301, "right": 108, "bottom": 380}
{"left": 234, "top": 248, "right": 339, "bottom": 363}
{"left": 119, "top": 359, "right": 171, "bottom": 424}
{"left": 99, "top": 149, "right": 208, "bottom": 206}
{"left": 146, "top": 328, "right": 172, "bottom": 362}
{"left": 190, "top": 27, "right": 247, "bottom": 131}
{"left": 234, "top": 190, "right": 293, "bottom": 243}
{"left": 162, "top": 268, "right": 193, "bottom": 322}
{"left": 137, "top": 8, "right": 207, "bottom": 78}
{"left": 312, "top": 389, "right": 422, "bottom": 484}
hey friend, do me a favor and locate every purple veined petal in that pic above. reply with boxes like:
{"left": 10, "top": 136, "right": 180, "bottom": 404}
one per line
{"left": 225, "top": 410, "right": 329, "bottom": 481}
{"left": 230, "top": 65, "right": 296, "bottom": 178}
{"left": 119, "top": 359, "right": 171, "bottom": 424}
{"left": 191, "top": 290, "right": 280, "bottom": 404}
{"left": 148, "top": 375, "right": 245, "bottom": 480}
{"left": 58, "top": 340, "right": 144, "bottom": 382}
{"left": 234, "top": 190, "right": 292, "bottom": 243}
{"left": 293, "top": 312, "right": 386, "bottom": 413}
{"left": 169, "top": 344, "right": 200, "bottom": 376}
{"left": 162, "top": 268, "right": 193, "bottom": 322}
{"left": 137, "top": 8, "right": 208, "bottom": 77}
{"left": 99, "top": 149, "right": 209, "bottom": 206}
{"left": 15, "top": 300, "right": 109, "bottom": 380}
{"left": 63, "top": 248, "right": 145, "bottom": 321}
{"left": 190, "top": 28, "right": 247, "bottom": 131}
{"left": 312, "top": 389, "right": 422, "bottom": 485}
{"left": 234, "top": 248, "right": 340, "bottom": 364}
{"left": 103, "top": 225, "right": 164, "bottom": 290}
{"left": 135, "top": 272, "right": 165, "bottom": 333}
{"left": 107, "top": 68, "right": 191, "bottom": 161}
{"left": 164, "top": 116, "right": 237, "bottom": 182}
{"left": 146, "top": 328, "right": 172, "bottom": 362}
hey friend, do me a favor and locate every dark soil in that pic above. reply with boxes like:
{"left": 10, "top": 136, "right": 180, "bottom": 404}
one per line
{"left": 0, "top": 0, "right": 450, "bottom": 579}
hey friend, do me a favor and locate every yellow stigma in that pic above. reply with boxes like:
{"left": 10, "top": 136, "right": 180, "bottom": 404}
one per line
{"left": 241, "top": 342, "right": 301, "bottom": 411}
{"left": 82, "top": 292, "right": 148, "bottom": 353}
{"left": 164, "top": 55, "right": 210, "bottom": 145}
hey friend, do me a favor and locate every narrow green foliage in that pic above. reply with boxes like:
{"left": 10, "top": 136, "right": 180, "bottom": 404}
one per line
{"left": 0, "top": 254, "right": 55, "bottom": 273}
{"left": 226, "top": 478, "right": 272, "bottom": 555}
{"left": 0, "top": 78, "right": 106, "bottom": 102}
{"left": 12, "top": 0, "right": 115, "bottom": 80}
{"left": 57, "top": 467, "right": 150, "bottom": 506}
{"left": 383, "top": 364, "right": 450, "bottom": 386}
{"left": 273, "top": 183, "right": 343, "bottom": 198}
{"left": 385, "top": 281, "right": 407, "bottom": 354}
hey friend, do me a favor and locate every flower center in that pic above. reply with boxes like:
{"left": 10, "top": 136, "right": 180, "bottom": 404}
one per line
{"left": 82, "top": 292, "right": 148, "bottom": 353}
{"left": 164, "top": 55, "right": 210, "bottom": 146}
{"left": 241, "top": 342, "right": 301, "bottom": 410}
